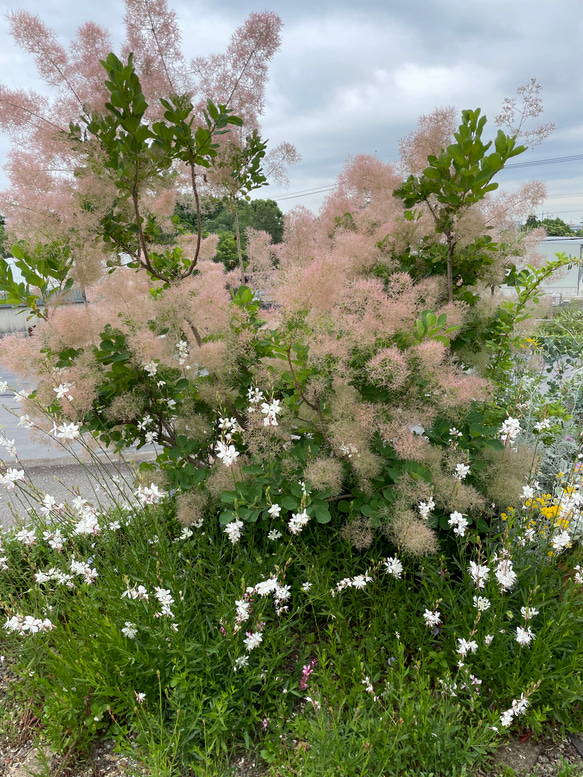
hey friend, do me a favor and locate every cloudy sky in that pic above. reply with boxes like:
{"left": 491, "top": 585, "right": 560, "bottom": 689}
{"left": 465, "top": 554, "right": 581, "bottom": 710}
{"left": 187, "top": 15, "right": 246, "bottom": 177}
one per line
{"left": 1, "top": 0, "right": 582, "bottom": 221}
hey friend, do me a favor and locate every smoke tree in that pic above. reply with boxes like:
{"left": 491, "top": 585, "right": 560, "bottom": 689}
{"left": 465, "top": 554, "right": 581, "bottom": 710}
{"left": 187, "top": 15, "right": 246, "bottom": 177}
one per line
{"left": 0, "top": 3, "right": 572, "bottom": 553}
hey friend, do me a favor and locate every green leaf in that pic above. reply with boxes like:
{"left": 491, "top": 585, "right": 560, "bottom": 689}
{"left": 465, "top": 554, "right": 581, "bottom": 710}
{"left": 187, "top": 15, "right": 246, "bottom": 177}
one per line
{"left": 314, "top": 507, "right": 331, "bottom": 524}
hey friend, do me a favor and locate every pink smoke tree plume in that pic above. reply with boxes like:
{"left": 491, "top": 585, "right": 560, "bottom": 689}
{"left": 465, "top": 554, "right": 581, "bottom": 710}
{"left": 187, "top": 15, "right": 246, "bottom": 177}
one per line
{"left": 0, "top": 2, "right": 568, "bottom": 555}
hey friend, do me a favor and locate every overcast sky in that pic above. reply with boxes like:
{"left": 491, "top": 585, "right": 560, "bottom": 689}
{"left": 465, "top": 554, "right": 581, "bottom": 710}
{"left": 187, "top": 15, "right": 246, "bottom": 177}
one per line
{"left": 1, "top": 0, "right": 582, "bottom": 222}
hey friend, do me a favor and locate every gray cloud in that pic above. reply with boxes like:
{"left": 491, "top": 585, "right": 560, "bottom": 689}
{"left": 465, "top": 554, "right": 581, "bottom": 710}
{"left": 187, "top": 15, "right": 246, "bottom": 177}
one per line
{"left": 0, "top": 0, "right": 582, "bottom": 220}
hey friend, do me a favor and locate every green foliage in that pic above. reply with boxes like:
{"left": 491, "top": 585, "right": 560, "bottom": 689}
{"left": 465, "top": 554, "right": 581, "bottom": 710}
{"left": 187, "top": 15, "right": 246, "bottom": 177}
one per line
{"left": 486, "top": 253, "right": 580, "bottom": 382}
{"left": 394, "top": 109, "right": 526, "bottom": 302}
{"left": 1, "top": 473, "right": 582, "bottom": 774}
{"left": 70, "top": 52, "right": 242, "bottom": 282}
{"left": 0, "top": 241, "right": 74, "bottom": 320}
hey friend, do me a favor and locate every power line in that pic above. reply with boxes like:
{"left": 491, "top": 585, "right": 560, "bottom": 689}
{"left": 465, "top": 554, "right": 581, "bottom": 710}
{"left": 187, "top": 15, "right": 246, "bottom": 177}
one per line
{"left": 274, "top": 151, "right": 583, "bottom": 204}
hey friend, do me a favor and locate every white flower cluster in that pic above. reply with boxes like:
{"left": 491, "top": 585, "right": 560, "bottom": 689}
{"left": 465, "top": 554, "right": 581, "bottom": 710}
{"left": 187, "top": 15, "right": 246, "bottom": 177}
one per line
{"left": 143, "top": 360, "right": 158, "bottom": 377}
{"left": 54, "top": 382, "right": 74, "bottom": 401}
{"left": 418, "top": 497, "right": 435, "bottom": 520}
{"left": 288, "top": 509, "right": 310, "bottom": 535}
{"left": 457, "top": 638, "right": 478, "bottom": 658}
{"left": 247, "top": 575, "right": 292, "bottom": 616}
{"left": 243, "top": 631, "right": 263, "bottom": 651}
{"left": 135, "top": 483, "right": 166, "bottom": 506}
{"left": 261, "top": 399, "right": 282, "bottom": 427}
{"left": 335, "top": 573, "right": 372, "bottom": 593}
{"left": 121, "top": 585, "right": 149, "bottom": 601}
{"left": 215, "top": 440, "right": 240, "bottom": 467}
{"left": 122, "top": 622, "right": 137, "bottom": 639}
{"left": 247, "top": 386, "right": 265, "bottom": 410}
{"left": 384, "top": 557, "right": 404, "bottom": 578}
{"left": 73, "top": 497, "right": 101, "bottom": 535}
{"left": 448, "top": 511, "right": 469, "bottom": 537}
{"left": 0, "top": 435, "right": 17, "bottom": 460}
{"left": 39, "top": 494, "right": 64, "bottom": 518}
{"left": 154, "top": 587, "right": 174, "bottom": 618}
{"left": 14, "top": 528, "right": 36, "bottom": 545}
{"left": 224, "top": 519, "right": 244, "bottom": 544}
{"left": 468, "top": 561, "right": 489, "bottom": 589}
{"left": 533, "top": 418, "right": 552, "bottom": 433}
{"left": 498, "top": 417, "right": 521, "bottom": 447}
{"left": 70, "top": 559, "right": 99, "bottom": 584}
{"left": 0, "top": 468, "right": 25, "bottom": 491}
{"left": 495, "top": 556, "right": 517, "bottom": 592}
{"left": 453, "top": 463, "right": 470, "bottom": 481}
{"left": 218, "top": 416, "right": 242, "bottom": 443}
{"left": 515, "top": 626, "right": 535, "bottom": 646}
{"left": 574, "top": 565, "right": 583, "bottom": 585}
{"left": 53, "top": 422, "right": 81, "bottom": 441}
{"left": 423, "top": 609, "right": 442, "bottom": 628}
{"left": 35, "top": 567, "right": 74, "bottom": 587}
{"left": 5, "top": 614, "right": 55, "bottom": 635}
{"left": 500, "top": 693, "right": 529, "bottom": 727}
{"left": 175, "top": 340, "right": 189, "bottom": 366}
{"left": 18, "top": 415, "right": 33, "bottom": 429}
{"left": 551, "top": 530, "right": 572, "bottom": 553}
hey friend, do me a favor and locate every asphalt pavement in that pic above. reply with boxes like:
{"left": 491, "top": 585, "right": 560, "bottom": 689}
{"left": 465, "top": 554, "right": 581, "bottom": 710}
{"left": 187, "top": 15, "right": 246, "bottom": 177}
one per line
{"left": 0, "top": 365, "right": 156, "bottom": 529}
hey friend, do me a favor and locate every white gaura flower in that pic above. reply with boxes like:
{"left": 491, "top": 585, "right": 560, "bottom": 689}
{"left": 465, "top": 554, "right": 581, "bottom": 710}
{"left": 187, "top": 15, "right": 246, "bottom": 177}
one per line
{"left": 456, "top": 638, "right": 478, "bottom": 657}
{"left": 215, "top": 440, "right": 240, "bottom": 467}
{"left": 468, "top": 561, "right": 489, "bottom": 589}
{"left": 520, "top": 606, "right": 539, "bottom": 620}
{"left": 423, "top": 609, "right": 441, "bottom": 628}
{"left": 243, "top": 631, "right": 263, "bottom": 651}
{"left": 15, "top": 528, "right": 36, "bottom": 545}
{"left": 574, "top": 565, "right": 583, "bottom": 585}
{"left": 56, "top": 423, "right": 80, "bottom": 441}
{"left": 122, "top": 622, "right": 137, "bottom": 639}
{"left": 473, "top": 596, "right": 491, "bottom": 612}
{"left": 224, "top": 519, "right": 244, "bottom": 545}
{"left": 288, "top": 510, "right": 310, "bottom": 535}
{"left": 521, "top": 485, "right": 535, "bottom": 500}
{"left": 498, "top": 417, "right": 521, "bottom": 447}
{"left": 418, "top": 497, "right": 435, "bottom": 520}
{"left": 261, "top": 399, "right": 282, "bottom": 427}
{"left": 18, "top": 415, "right": 34, "bottom": 429}
{"left": 454, "top": 463, "right": 470, "bottom": 481}
{"left": 267, "top": 529, "right": 282, "bottom": 540}
{"left": 53, "top": 383, "right": 74, "bottom": 401}
{"left": 143, "top": 361, "right": 158, "bottom": 377}
{"left": 448, "top": 511, "right": 469, "bottom": 537}
{"left": 135, "top": 483, "right": 166, "bottom": 505}
{"left": 268, "top": 503, "right": 281, "bottom": 517}
{"left": 0, "top": 468, "right": 25, "bottom": 490}
{"left": 234, "top": 655, "right": 249, "bottom": 670}
{"left": 551, "top": 530, "right": 572, "bottom": 553}
{"left": 495, "top": 558, "right": 517, "bottom": 592}
{"left": 384, "top": 557, "right": 403, "bottom": 578}
{"left": 515, "top": 626, "right": 535, "bottom": 646}
{"left": 484, "top": 634, "right": 494, "bottom": 646}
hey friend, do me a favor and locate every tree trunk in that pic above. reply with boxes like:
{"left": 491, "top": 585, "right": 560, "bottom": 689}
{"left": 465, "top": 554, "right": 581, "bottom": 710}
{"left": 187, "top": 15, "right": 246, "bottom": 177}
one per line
{"left": 234, "top": 205, "right": 245, "bottom": 285}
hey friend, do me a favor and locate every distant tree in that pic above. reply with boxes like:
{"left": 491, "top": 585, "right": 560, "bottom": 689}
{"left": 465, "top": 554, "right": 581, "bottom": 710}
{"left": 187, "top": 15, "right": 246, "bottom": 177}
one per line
{"left": 0, "top": 215, "right": 9, "bottom": 258}
{"left": 522, "top": 215, "right": 576, "bottom": 236}
{"left": 175, "top": 196, "right": 284, "bottom": 270}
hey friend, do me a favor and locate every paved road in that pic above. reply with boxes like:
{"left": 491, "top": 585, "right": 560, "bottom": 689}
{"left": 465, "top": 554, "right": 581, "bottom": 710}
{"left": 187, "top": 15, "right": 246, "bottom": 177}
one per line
{"left": 0, "top": 365, "right": 157, "bottom": 529}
